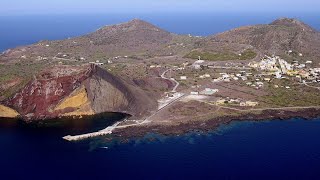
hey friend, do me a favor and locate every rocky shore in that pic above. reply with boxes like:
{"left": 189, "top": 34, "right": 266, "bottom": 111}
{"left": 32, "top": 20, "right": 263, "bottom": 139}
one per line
{"left": 111, "top": 107, "right": 320, "bottom": 140}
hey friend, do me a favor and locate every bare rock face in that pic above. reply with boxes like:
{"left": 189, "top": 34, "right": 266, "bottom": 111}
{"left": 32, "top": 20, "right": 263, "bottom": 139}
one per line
{"left": 4, "top": 65, "right": 92, "bottom": 120}
{"left": 88, "top": 76, "right": 129, "bottom": 114}
{"left": 1, "top": 64, "right": 158, "bottom": 121}
{"left": 86, "top": 65, "right": 158, "bottom": 118}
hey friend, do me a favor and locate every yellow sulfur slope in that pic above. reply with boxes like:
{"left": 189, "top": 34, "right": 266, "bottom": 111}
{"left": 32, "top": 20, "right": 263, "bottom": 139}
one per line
{"left": 55, "top": 86, "right": 94, "bottom": 116}
{"left": 0, "top": 105, "right": 19, "bottom": 118}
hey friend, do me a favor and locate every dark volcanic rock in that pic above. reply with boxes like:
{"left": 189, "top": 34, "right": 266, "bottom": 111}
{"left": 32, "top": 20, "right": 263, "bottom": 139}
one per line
{"left": 113, "top": 108, "right": 320, "bottom": 140}
{"left": 86, "top": 65, "right": 158, "bottom": 118}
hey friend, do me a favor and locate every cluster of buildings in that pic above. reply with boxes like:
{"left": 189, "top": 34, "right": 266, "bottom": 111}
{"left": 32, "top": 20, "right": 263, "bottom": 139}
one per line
{"left": 216, "top": 98, "right": 259, "bottom": 107}
{"left": 212, "top": 72, "right": 249, "bottom": 83}
{"left": 249, "top": 55, "right": 319, "bottom": 82}
{"left": 249, "top": 56, "right": 278, "bottom": 71}
{"left": 158, "top": 53, "right": 320, "bottom": 110}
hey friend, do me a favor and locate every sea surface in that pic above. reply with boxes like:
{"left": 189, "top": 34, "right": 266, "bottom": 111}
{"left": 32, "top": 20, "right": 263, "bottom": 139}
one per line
{"left": 1, "top": 13, "right": 320, "bottom": 180}
{"left": 0, "top": 12, "right": 320, "bottom": 52}
{"left": 1, "top": 118, "right": 320, "bottom": 179}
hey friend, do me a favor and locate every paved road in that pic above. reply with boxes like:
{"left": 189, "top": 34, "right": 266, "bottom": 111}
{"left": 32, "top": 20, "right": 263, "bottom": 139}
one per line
{"left": 160, "top": 69, "right": 180, "bottom": 92}
{"left": 209, "top": 66, "right": 252, "bottom": 70}
{"left": 217, "top": 104, "right": 320, "bottom": 112}
{"left": 142, "top": 93, "right": 185, "bottom": 123}
{"left": 142, "top": 68, "right": 184, "bottom": 123}
{"left": 302, "top": 82, "right": 320, "bottom": 90}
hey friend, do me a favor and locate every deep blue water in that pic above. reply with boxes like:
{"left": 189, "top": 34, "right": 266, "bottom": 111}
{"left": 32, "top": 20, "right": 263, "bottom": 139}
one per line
{"left": 1, "top": 118, "right": 320, "bottom": 179}
{"left": 1, "top": 13, "right": 320, "bottom": 180}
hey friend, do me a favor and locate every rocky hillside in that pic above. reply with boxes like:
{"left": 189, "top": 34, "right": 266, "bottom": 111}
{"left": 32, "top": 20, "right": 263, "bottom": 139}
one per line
{"left": 86, "top": 19, "right": 173, "bottom": 51}
{"left": 0, "top": 64, "right": 158, "bottom": 120}
{"left": 0, "top": 19, "right": 174, "bottom": 63}
{"left": 209, "top": 18, "right": 320, "bottom": 61}
{"left": 3, "top": 18, "right": 318, "bottom": 64}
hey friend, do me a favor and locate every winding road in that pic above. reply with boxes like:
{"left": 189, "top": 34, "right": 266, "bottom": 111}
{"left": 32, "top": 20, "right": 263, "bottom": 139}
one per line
{"left": 302, "top": 82, "right": 320, "bottom": 90}
{"left": 160, "top": 69, "right": 180, "bottom": 92}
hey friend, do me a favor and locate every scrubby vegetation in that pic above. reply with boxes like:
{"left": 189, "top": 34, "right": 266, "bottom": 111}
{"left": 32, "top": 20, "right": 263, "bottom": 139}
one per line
{"left": 259, "top": 82, "right": 320, "bottom": 107}
{"left": 184, "top": 49, "right": 257, "bottom": 61}
{"left": 0, "top": 62, "right": 47, "bottom": 99}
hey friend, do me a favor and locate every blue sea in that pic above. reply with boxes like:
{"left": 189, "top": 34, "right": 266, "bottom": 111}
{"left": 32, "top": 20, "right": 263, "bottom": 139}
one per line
{"left": 1, "top": 13, "right": 320, "bottom": 180}
{"left": 1, "top": 12, "right": 320, "bottom": 52}
{"left": 1, "top": 118, "right": 320, "bottom": 179}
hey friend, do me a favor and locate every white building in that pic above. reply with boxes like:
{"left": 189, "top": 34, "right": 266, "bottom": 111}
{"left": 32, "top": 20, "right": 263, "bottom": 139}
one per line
{"left": 240, "top": 101, "right": 259, "bottom": 107}
{"left": 180, "top": 76, "right": 187, "bottom": 80}
{"left": 275, "top": 71, "right": 282, "bottom": 79}
{"left": 89, "top": 62, "right": 104, "bottom": 66}
{"left": 190, "top": 92, "right": 199, "bottom": 95}
{"left": 193, "top": 64, "right": 201, "bottom": 70}
{"left": 200, "top": 88, "right": 219, "bottom": 95}
{"left": 278, "top": 58, "right": 293, "bottom": 74}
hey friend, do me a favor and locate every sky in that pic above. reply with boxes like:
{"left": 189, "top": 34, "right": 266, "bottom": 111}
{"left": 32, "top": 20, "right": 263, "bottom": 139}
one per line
{"left": 1, "top": 0, "right": 320, "bottom": 15}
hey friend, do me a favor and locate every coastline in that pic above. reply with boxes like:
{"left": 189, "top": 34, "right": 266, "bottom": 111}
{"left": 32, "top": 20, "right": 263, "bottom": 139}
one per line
{"left": 110, "top": 107, "right": 320, "bottom": 140}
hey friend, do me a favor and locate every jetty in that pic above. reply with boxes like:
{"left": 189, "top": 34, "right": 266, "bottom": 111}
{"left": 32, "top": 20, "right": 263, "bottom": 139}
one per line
{"left": 63, "top": 121, "right": 122, "bottom": 141}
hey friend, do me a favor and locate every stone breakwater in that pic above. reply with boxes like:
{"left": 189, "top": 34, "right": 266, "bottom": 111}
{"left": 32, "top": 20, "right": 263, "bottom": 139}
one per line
{"left": 63, "top": 121, "right": 122, "bottom": 141}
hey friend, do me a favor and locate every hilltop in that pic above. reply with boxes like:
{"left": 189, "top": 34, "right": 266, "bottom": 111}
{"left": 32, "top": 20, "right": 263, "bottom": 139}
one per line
{"left": 0, "top": 19, "right": 175, "bottom": 63}
{"left": 209, "top": 18, "right": 320, "bottom": 61}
